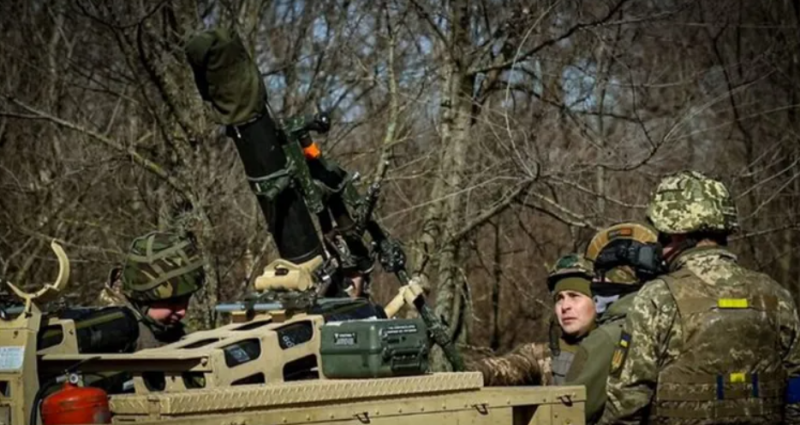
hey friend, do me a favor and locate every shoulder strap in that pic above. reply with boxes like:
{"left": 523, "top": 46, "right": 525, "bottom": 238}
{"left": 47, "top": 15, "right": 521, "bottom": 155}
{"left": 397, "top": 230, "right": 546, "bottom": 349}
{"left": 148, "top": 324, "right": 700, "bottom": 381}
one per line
{"left": 597, "top": 321, "right": 623, "bottom": 342}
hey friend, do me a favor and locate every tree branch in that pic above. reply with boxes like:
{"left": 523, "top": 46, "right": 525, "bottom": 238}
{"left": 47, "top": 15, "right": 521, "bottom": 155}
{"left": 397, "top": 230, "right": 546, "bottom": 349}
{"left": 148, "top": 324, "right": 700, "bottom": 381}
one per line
{"left": 730, "top": 224, "right": 800, "bottom": 241}
{"left": 2, "top": 98, "right": 190, "bottom": 196}
{"left": 408, "top": 0, "right": 449, "bottom": 48}
{"left": 374, "top": 2, "right": 401, "bottom": 186}
{"left": 446, "top": 179, "right": 534, "bottom": 245}
{"left": 467, "top": 0, "right": 630, "bottom": 76}
{"left": 548, "top": 176, "right": 647, "bottom": 209}
{"left": 517, "top": 192, "right": 600, "bottom": 230}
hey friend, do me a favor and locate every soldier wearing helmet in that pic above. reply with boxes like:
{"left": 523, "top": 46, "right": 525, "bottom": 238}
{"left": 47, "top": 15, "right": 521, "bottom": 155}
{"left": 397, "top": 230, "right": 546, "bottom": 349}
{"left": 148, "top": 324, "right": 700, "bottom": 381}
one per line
{"left": 546, "top": 254, "right": 602, "bottom": 392}
{"left": 469, "top": 222, "right": 660, "bottom": 424}
{"left": 98, "top": 231, "right": 204, "bottom": 351}
{"left": 469, "top": 252, "right": 626, "bottom": 424}
{"left": 467, "top": 254, "right": 594, "bottom": 384}
{"left": 599, "top": 171, "right": 800, "bottom": 425}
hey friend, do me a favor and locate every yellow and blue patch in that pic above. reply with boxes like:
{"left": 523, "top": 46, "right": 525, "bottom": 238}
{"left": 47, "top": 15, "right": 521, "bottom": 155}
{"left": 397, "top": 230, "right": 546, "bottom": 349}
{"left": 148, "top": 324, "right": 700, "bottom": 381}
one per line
{"left": 610, "top": 332, "right": 632, "bottom": 377}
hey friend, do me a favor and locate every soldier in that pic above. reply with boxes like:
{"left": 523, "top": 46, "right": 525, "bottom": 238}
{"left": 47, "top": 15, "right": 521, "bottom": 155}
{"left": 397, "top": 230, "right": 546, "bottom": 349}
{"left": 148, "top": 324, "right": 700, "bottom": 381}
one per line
{"left": 599, "top": 170, "right": 800, "bottom": 425}
{"left": 468, "top": 254, "right": 607, "bottom": 423}
{"left": 467, "top": 254, "right": 594, "bottom": 385}
{"left": 547, "top": 254, "right": 601, "bottom": 385}
{"left": 469, "top": 222, "right": 660, "bottom": 424}
{"left": 98, "top": 231, "right": 204, "bottom": 351}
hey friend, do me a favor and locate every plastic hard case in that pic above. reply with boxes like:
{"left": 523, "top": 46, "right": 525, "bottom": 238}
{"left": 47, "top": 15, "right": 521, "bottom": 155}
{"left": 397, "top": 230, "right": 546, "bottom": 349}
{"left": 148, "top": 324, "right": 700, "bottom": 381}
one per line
{"left": 320, "top": 318, "right": 429, "bottom": 378}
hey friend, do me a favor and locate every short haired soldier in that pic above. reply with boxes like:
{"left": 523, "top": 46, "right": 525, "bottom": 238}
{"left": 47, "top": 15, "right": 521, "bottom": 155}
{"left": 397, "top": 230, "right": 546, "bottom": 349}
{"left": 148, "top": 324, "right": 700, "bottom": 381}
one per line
{"left": 599, "top": 170, "right": 800, "bottom": 424}
{"left": 554, "top": 222, "right": 661, "bottom": 423}
{"left": 98, "top": 231, "right": 204, "bottom": 351}
{"left": 470, "top": 250, "right": 634, "bottom": 423}
{"left": 467, "top": 254, "right": 595, "bottom": 386}
{"left": 547, "top": 254, "right": 601, "bottom": 385}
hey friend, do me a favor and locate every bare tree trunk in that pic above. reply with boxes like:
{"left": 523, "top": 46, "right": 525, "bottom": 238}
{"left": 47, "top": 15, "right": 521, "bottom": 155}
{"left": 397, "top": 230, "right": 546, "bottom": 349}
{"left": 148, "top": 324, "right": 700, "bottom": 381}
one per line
{"left": 415, "top": 0, "right": 474, "bottom": 371}
{"left": 490, "top": 221, "right": 501, "bottom": 351}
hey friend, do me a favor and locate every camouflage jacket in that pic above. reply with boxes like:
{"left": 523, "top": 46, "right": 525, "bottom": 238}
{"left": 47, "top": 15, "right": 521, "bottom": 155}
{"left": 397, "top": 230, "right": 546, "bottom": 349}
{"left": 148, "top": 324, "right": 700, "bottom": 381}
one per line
{"left": 469, "top": 293, "right": 635, "bottom": 423}
{"left": 467, "top": 341, "right": 555, "bottom": 387}
{"left": 599, "top": 246, "right": 800, "bottom": 425}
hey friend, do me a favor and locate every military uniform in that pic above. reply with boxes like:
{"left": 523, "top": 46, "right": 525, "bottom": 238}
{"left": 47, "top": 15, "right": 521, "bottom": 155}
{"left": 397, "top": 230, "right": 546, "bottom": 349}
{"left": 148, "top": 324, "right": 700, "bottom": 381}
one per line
{"left": 470, "top": 291, "right": 635, "bottom": 422}
{"left": 472, "top": 223, "right": 658, "bottom": 424}
{"left": 469, "top": 254, "right": 617, "bottom": 423}
{"left": 562, "top": 307, "right": 626, "bottom": 422}
{"left": 470, "top": 341, "right": 554, "bottom": 386}
{"left": 135, "top": 320, "right": 185, "bottom": 350}
{"left": 468, "top": 254, "right": 596, "bottom": 387}
{"left": 599, "top": 171, "right": 800, "bottom": 425}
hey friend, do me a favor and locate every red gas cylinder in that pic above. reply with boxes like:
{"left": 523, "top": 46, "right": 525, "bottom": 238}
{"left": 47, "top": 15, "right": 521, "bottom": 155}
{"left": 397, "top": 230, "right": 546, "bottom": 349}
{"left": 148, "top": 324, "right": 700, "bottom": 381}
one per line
{"left": 41, "top": 381, "right": 111, "bottom": 425}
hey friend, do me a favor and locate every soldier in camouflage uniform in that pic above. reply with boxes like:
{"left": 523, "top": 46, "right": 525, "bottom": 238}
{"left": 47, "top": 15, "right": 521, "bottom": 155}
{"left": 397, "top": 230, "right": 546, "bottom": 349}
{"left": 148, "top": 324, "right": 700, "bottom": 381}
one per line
{"left": 468, "top": 254, "right": 595, "bottom": 386}
{"left": 469, "top": 223, "right": 659, "bottom": 424}
{"left": 98, "top": 231, "right": 204, "bottom": 351}
{"left": 599, "top": 170, "right": 800, "bottom": 425}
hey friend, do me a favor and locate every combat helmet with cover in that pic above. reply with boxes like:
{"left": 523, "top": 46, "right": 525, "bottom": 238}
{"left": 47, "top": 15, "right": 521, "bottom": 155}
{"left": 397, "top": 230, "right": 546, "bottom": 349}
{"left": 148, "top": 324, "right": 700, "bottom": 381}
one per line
{"left": 546, "top": 254, "right": 594, "bottom": 297}
{"left": 646, "top": 170, "right": 738, "bottom": 235}
{"left": 121, "top": 231, "right": 205, "bottom": 303}
{"left": 585, "top": 221, "right": 664, "bottom": 286}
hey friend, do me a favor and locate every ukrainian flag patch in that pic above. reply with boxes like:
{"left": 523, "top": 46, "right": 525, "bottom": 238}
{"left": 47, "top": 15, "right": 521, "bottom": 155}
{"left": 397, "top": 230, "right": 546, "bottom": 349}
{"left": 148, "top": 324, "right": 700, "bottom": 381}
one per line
{"left": 610, "top": 332, "right": 632, "bottom": 377}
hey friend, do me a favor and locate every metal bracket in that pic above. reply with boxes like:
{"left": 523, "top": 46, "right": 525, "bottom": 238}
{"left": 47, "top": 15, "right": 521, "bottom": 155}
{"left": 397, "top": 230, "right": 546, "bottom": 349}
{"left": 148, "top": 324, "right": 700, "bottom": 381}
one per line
{"left": 354, "top": 412, "right": 371, "bottom": 424}
{"left": 557, "top": 393, "right": 575, "bottom": 406}
{"left": 473, "top": 403, "right": 489, "bottom": 415}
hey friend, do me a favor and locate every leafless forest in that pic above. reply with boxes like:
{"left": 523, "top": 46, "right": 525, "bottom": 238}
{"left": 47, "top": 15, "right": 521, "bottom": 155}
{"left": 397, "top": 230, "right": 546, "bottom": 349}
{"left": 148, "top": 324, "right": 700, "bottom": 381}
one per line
{"left": 2, "top": 0, "right": 799, "bottom": 364}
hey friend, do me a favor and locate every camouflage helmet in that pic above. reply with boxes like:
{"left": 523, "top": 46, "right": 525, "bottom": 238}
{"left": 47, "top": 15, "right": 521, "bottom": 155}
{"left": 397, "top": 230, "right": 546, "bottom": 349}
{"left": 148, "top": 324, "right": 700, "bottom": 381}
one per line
{"left": 546, "top": 254, "right": 594, "bottom": 293}
{"left": 646, "top": 170, "right": 738, "bottom": 234}
{"left": 586, "top": 222, "right": 659, "bottom": 284}
{"left": 121, "top": 231, "right": 205, "bottom": 303}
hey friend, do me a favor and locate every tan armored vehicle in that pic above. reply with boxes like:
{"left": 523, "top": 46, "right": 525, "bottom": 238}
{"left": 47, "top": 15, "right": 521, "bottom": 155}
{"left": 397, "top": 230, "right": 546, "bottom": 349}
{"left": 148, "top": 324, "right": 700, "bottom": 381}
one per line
{"left": 0, "top": 242, "right": 585, "bottom": 425}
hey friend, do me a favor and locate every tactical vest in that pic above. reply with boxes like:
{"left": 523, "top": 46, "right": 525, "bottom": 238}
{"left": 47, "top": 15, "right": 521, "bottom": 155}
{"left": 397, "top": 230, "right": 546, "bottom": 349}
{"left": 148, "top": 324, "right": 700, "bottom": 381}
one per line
{"left": 651, "top": 268, "right": 785, "bottom": 424}
{"left": 552, "top": 336, "right": 582, "bottom": 386}
{"left": 552, "top": 350, "right": 574, "bottom": 385}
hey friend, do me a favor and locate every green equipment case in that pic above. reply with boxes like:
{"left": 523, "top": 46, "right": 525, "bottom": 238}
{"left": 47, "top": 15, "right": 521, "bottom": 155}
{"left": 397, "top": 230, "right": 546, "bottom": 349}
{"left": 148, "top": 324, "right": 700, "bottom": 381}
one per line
{"left": 320, "top": 318, "right": 429, "bottom": 378}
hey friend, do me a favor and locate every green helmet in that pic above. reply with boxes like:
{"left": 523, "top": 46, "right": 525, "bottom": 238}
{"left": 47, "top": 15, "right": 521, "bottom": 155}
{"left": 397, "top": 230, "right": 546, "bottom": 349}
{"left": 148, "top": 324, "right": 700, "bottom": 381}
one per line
{"left": 121, "top": 231, "right": 205, "bottom": 303}
{"left": 546, "top": 254, "right": 594, "bottom": 293}
{"left": 646, "top": 170, "right": 738, "bottom": 235}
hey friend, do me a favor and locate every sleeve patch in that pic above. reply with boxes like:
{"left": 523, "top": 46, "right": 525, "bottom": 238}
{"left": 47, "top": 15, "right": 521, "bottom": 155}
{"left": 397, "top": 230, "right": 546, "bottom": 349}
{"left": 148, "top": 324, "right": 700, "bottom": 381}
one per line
{"left": 610, "top": 331, "right": 631, "bottom": 377}
{"left": 718, "top": 298, "right": 748, "bottom": 309}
